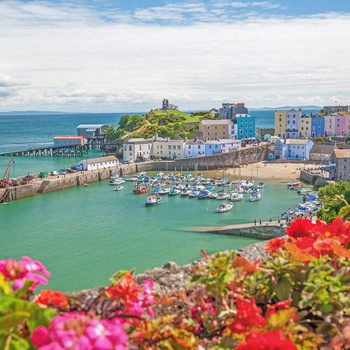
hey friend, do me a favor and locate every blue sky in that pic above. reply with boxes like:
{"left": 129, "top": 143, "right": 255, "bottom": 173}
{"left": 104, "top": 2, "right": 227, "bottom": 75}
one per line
{"left": 1, "top": 0, "right": 350, "bottom": 112}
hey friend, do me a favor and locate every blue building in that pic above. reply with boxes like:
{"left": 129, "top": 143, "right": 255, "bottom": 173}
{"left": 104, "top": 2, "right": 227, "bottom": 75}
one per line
{"left": 311, "top": 114, "right": 325, "bottom": 137}
{"left": 236, "top": 114, "right": 256, "bottom": 140}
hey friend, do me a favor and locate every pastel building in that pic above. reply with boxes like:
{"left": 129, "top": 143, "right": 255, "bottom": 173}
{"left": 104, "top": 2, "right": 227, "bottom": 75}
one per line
{"left": 204, "top": 139, "right": 241, "bottom": 155}
{"left": 285, "top": 108, "right": 302, "bottom": 138}
{"left": 273, "top": 138, "right": 314, "bottom": 160}
{"left": 236, "top": 114, "right": 256, "bottom": 140}
{"left": 123, "top": 138, "right": 152, "bottom": 162}
{"left": 184, "top": 140, "right": 206, "bottom": 158}
{"left": 274, "top": 110, "right": 287, "bottom": 138}
{"left": 151, "top": 136, "right": 185, "bottom": 160}
{"left": 298, "top": 114, "right": 312, "bottom": 138}
{"left": 199, "top": 119, "right": 234, "bottom": 141}
{"left": 311, "top": 115, "right": 325, "bottom": 137}
{"left": 324, "top": 115, "right": 335, "bottom": 137}
{"left": 334, "top": 114, "right": 347, "bottom": 136}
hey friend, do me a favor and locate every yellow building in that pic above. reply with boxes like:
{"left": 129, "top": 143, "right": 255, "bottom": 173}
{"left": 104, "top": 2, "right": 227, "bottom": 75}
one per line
{"left": 274, "top": 110, "right": 287, "bottom": 138}
{"left": 298, "top": 114, "right": 312, "bottom": 138}
{"left": 198, "top": 120, "right": 234, "bottom": 141}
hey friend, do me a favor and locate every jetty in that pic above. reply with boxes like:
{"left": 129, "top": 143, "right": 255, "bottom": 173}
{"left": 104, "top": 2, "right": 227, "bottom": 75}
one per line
{"left": 188, "top": 220, "right": 286, "bottom": 240}
{"left": 0, "top": 144, "right": 88, "bottom": 157}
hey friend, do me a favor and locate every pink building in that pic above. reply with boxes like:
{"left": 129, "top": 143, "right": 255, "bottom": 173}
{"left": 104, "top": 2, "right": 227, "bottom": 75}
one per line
{"left": 54, "top": 136, "right": 86, "bottom": 147}
{"left": 334, "top": 114, "right": 347, "bottom": 136}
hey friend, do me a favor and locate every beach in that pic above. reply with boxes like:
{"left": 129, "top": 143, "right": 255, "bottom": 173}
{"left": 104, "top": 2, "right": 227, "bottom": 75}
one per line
{"left": 214, "top": 161, "right": 306, "bottom": 182}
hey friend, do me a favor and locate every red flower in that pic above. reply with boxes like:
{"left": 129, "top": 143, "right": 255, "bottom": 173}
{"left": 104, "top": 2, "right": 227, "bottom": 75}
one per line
{"left": 35, "top": 289, "right": 69, "bottom": 308}
{"left": 286, "top": 218, "right": 318, "bottom": 240}
{"left": 236, "top": 328, "right": 297, "bottom": 350}
{"left": 106, "top": 273, "right": 140, "bottom": 306}
{"left": 228, "top": 297, "right": 266, "bottom": 334}
{"left": 265, "top": 238, "right": 285, "bottom": 254}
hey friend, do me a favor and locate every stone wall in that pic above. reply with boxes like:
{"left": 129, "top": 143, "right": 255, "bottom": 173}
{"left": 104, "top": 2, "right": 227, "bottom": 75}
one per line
{"left": 300, "top": 170, "right": 334, "bottom": 188}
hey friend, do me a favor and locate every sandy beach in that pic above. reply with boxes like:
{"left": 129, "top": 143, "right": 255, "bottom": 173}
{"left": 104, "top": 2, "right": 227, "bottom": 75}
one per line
{"left": 211, "top": 161, "right": 307, "bottom": 182}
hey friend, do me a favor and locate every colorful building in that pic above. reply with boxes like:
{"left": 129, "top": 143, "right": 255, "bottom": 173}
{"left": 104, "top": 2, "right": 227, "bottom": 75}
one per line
{"left": 184, "top": 140, "right": 206, "bottom": 158}
{"left": 324, "top": 115, "right": 335, "bottom": 137}
{"left": 298, "top": 114, "right": 312, "bottom": 138}
{"left": 198, "top": 119, "right": 234, "bottom": 141}
{"left": 236, "top": 114, "right": 256, "bottom": 140}
{"left": 274, "top": 110, "right": 287, "bottom": 138}
{"left": 273, "top": 138, "right": 314, "bottom": 160}
{"left": 334, "top": 114, "right": 347, "bottom": 136}
{"left": 285, "top": 108, "right": 302, "bottom": 138}
{"left": 311, "top": 115, "right": 325, "bottom": 137}
{"left": 204, "top": 139, "right": 241, "bottom": 155}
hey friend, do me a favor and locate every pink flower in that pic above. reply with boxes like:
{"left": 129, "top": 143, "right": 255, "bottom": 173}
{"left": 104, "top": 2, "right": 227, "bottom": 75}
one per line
{"left": 31, "top": 313, "right": 128, "bottom": 349}
{"left": 0, "top": 256, "right": 51, "bottom": 292}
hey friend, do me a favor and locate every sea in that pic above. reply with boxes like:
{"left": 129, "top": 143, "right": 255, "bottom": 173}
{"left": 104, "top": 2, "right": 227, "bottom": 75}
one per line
{"left": 0, "top": 109, "right": 318, "bottom": 292}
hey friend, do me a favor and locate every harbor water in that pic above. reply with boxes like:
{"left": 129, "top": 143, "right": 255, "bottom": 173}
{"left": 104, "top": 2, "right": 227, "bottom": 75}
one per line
{"left": 0, "top": 110, "right": 316, "bottom": 292}
{"left": 0, "top": 174, "right": 303, "bottom": 292}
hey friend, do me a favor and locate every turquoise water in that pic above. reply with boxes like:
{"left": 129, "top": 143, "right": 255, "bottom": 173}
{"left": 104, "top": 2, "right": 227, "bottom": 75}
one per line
{"left": 0, "top": 174, "right": 303, "bottom": 292}
{"left": 0, "top": 111, "right": 311, "bottom": 292}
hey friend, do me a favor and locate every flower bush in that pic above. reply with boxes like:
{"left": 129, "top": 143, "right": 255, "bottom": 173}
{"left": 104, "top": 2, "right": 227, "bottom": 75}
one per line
{"left": 1, "top": 217, "right": 350, "bottom": 349}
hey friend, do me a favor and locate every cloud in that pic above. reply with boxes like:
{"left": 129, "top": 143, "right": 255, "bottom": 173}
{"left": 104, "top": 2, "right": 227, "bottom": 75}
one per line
{"left": 0, "top": 1, "right": 350, "bottom": 111}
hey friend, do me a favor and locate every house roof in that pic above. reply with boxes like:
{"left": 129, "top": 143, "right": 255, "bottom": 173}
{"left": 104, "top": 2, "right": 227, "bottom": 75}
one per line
{"left": 309, "top": 143, "right": 335, "bottom": 155}
{"left": 200, "top": 119, "right": 232, "bottom": 125}
{"left": 54, "top": 136, "right": 84, "bottom": 139}
{"left": 185, "top": 140, "right": 205, "bottom": 145}
{"left": 86, "top": 156, "right": 117, "bottom": 164}
{"left": 77, "top": 124, "right": 108, "bottom": 129}
{"left": 333, "top": 149, "right": 350, "bottom": 158}
{"left": 285, "top": 139, "right": 311, "bottom": 145}
{"left": 205, "top": 139, "right": 241, "bottom": 145}
{"left": 125, "top": 138, "right": 149, "bottom": 143}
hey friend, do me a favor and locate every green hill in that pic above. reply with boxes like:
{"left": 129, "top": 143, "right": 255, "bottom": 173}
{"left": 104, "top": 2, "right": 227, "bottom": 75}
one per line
{"left": 105, "top": 109, "right": 218, "bottom": 143}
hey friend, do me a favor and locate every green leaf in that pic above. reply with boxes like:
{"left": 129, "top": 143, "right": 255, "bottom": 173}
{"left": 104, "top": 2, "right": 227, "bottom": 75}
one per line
{"left": 0, "top": 312, "right": 30, "bottom": 330}
{"left": 266, "top": 308, "right": 296, "bottom": 329}
{"left": 275, "top": 277, "right": 291, "bottom": 301}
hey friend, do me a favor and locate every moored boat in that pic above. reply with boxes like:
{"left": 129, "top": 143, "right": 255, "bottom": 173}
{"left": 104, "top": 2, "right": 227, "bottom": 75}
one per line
{"left": 216, "top": 203, "right": 233, "bottom": 213}
{"left": 145, "top": 195, "right": 161, "bottom": 206}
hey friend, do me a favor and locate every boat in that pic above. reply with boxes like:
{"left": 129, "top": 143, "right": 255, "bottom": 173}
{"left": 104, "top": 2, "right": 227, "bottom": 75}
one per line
{"left": 249, "top": 192, "right": 261, "bottom": 202}
{"left": 168, "top": 187, "right": 181, "bottom": 196}
{"left": 228, "top": 192, "right": 244, "bottom": 202}
{"left": 158, "top": 188, "right": 171, "bottom": 195}
{"left": 216, "top": 203, "right": 233, "bottom": 213}
{"left": 114, "top": 185, "right": 123, "bottom": 191}
{"left": 180, "top": 189, "right": 192, "bottom": 197}
{"left": 216, "top": 191, "right": 227, "bottom": 200}
{"left": 257, "top": 182, "right": 265, "bottom": 188}
{"left": 145, "top": 195, "right": 161, "bottom": 206}
{"left": 133, "top": 185, "right": 150, "bottom": 194}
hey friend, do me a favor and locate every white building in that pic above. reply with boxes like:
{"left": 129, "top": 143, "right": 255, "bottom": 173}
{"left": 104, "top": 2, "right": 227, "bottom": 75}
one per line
{"left": 184, "top": 140, "right": 206, "bottom": 158}
{"left": 274, "top": 138, "right": 314, "bottom": 160}
{"left": 76, "top": 156, "right": 119, "bottom": 171}
{"left": 151, "top": 135, "right": 185, "bottom": 159}
{"left": 204, "top": 139, "right": 241, "bottom": 156}
{"left": 123, "top": 138, "right": 152, "bottom": 162}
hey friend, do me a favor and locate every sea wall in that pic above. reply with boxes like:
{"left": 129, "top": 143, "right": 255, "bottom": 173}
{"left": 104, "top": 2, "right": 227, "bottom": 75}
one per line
{"left": 300, "top": 170, "right": 334, "bottom": 188}
{"left": 120, "top": 145, "right": 268, "bottom": 176}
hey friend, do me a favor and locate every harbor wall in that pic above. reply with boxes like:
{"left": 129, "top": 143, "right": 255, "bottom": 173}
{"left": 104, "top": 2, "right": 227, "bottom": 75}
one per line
{"left": 299, "top": 170, "right": 334, "bottom": 188}
{"left": 120, "top": 145, "right": 268, "bottom": 176}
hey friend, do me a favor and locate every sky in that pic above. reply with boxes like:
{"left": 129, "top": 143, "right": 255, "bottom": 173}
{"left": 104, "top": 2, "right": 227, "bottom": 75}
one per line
{"left": 1, "top": 0, "right": 350, "bottom": 113}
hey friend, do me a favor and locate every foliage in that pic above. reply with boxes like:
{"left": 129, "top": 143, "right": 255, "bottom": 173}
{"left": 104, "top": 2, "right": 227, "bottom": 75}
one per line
{"left": 313, "top": 137, "right": 326, "bottom": 142}
{"left": 106, "top": 109, "right": 216, "bottom": 143}
{"left": 317, "top": 181, "right": 350, "bottom": 222}
{"left": 4, "top": 217, "right": 350, "bottom": 348}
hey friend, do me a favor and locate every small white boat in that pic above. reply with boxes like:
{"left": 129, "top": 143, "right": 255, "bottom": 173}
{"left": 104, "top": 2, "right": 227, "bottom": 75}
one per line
{"left": 249, "top": 193, "right": 261, "bottom": 202}
{"left": 229, "top": 192, "right": 244, "bottom": 202}
{"left": 216, "top": 203, "right": 233, "bottom": 213}
{"left": 257, "top": 182, "right": 265, "bottom": 188}
{"left": 145, "top": 195, "right": 161, "bottom": 206}
{"left": 114, "top": 185, "right": 123, "bottom": 191}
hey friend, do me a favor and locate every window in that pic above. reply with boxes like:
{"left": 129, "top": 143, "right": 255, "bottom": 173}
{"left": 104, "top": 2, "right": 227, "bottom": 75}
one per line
{"left": 168, "top": 145, "right": 171, "bottom": 150}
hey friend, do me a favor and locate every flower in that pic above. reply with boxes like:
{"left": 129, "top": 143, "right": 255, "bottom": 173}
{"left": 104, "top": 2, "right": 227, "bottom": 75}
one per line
{"left": 228, "top": 297, "right": 266, "bottom": 334}
{"left": 35, "top": 289, "right": 69, "bottom": 308}
{"left": 31, "top": 313, "right": 128, "bottom": 349}
{"left": 236, "top": 328, "right": 297, "bottom": 350}
{"left": 265, "top": 238, "right": 285, "bottom": 254}
{"left": 0, "top": 256, "right": 50, "bottom": 292}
